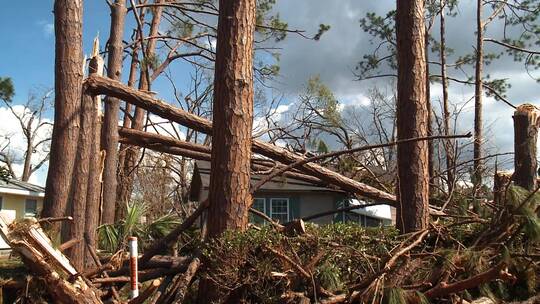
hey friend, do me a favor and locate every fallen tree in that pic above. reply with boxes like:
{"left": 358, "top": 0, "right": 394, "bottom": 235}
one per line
{"left": 86, "top": 75, "right": 397, "bottom": 203}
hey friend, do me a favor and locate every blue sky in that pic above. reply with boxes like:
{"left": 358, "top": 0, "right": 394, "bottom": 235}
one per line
{"left": 2, "top": 2, "right": 110, "bottom": 101}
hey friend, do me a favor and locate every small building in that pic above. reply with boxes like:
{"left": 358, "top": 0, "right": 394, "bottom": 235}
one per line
{"left": 189, "top": 160, "right": 392, "bottom": 226}
{"left": 0, "top": 179, "right": 44, "bottom": 250}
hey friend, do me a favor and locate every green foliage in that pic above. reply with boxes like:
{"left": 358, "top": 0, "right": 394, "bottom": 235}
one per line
{"left": 317, "top": 140, "right": 329, "bottom": 154}
{"left": 305, "top": 75, "right": 342, "bottom": 127}
{"left": 357, "top": 11, "right": 396, "bottom": 79}
{"left": 383, "top": 287, "right": 407, "bottom": 304}
{"left": 0, "top": 77, "right": 14, "bottom": 102}
{"left": 0, "top": 167, "right": 12, "bottom": 182}
{"left": 316, "top": 261, "right": 343, "bottom": 291}
{"left": 98, "top": 200, "right": 181, "bottom": 253}
{"left": 313, "top": 24, "right": 331, "bottom": 41}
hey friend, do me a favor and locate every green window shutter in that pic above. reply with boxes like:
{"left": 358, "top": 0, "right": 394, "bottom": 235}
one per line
{"left": 289, "top": 195, "right": 300, "bottom": 220}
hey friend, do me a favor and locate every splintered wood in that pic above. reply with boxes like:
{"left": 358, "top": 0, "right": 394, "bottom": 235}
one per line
{"left": 0, "top": 216, "right": 102, "bottom": 304}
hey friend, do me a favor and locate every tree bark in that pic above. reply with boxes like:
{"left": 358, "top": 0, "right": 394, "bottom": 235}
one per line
{"left": 206, "top": 0, "right": 256, "bottom": 237}
{"left": 43, "top": 0, "right": 84, "bottom": 239}
{"left": 101, "top": 0, "right": 127, "bottom": 225}
{"left": 86, "top": 75, "right": 398, "bottom": 203}
{"left": 84, "top": 56, "right": 105, "bottom": 268}
{"left": 473, "top": 0, "right": 484, "bottom": 188}
{"left": 395, "top": 0, "right": 430, "bottom": 232}
{"left": 513, "top": 104, "right": 539, "bottom": 191}
{"left": 64, "top": 107, "right": 88, "bottom": 269}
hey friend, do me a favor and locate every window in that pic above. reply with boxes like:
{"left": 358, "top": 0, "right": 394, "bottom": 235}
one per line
{"left": 270, "top": 198, "right": 289, "bottom": 223}
{"left": 249, "top": 198, "right": 266, "bottom": 225}
{"left": 25, "top": 199, "right": 37, "bottom": 217}
{"left": 0, "top": 196, "right": 3, "bottom": 210}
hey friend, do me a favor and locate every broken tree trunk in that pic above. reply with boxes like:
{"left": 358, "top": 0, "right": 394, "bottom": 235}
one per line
{"left": 0, "top": 217, "right": 102, "bottom": 303}
{"left": 85, "top": 75, "right": 397, "bottom": 203}
{"left": 513, "top": 104, "right": 539, "bottom": 191}
{"left": 65, "top": 47, "right": 104, "bottom": 270}
{"left": 84, "top": 52, "right": 105, "bottom": 268}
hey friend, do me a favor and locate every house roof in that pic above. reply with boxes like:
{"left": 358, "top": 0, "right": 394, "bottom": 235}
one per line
{"left": 189, "top": 160, "right": 344, "bottom": 201}
{"left": 0, "top": 179, "right": 45, "bottom": 197}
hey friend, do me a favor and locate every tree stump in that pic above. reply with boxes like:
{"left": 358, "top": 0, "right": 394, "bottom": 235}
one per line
{"left": 513, "top": 104, "right": 539, "bottom": 191}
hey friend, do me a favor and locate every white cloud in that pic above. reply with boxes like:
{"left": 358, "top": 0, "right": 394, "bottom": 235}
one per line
{"left": 37, "top": 21, "right": 54, "bottom": 37}
{"left": 147, "top": 113, "right": 186, "bottom": 140}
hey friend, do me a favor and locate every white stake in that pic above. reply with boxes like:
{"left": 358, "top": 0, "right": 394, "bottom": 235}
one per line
{"left": 128, "top": 236, "right": 139, "bottom": 299}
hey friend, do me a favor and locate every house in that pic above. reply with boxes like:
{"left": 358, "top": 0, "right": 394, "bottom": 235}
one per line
{"left": 189, "top": 160, "right": 392, "bottom": 227}
{"left": 0, "top": 179, "right": 45, "bottom": 250}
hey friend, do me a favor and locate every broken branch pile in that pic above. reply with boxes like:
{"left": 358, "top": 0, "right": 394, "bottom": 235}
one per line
{"left": 0, "top": 183, "right": 538, "bottom": 303}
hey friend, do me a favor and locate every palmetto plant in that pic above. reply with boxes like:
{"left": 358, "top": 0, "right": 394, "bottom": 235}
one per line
{"left": 97, "top": 200, "right": 182, "bottom": 253}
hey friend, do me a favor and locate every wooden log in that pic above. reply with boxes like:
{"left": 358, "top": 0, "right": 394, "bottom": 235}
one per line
{"left": 0, "top": 217, "right": 102, "bottom": 304}
{"left": 86, "top": 75, "right": 397, "bottom": 203}
{"left": 58, "top": 238, "right": 81, "bottom": 252}
{"left": 424, "top": 263, "right": 515, "bottom": 299}
{"left": 513, "top": 104, "right": 539, "bottom": 191}
{"left": 95, "top": 265, "right": 190, "bottom": 284}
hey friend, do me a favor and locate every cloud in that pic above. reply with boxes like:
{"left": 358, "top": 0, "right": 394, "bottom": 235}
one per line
{"left": 37, "top": 21, "right": 54, "bottom": 37}
{"left": 267, "top": 0, "right": 539, "bottom": 164}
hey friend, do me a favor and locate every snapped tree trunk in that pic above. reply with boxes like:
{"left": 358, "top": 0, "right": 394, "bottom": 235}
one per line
{"left": 65, "top": 53, "right": 104, "bottom": 269}
{"left": 42, "top": 0, "right": 84, "bottom": 238}
{"left": 84, "top": 54, "right": 105, "bottom": 268}
{"left": 100, "top": 0, "right": 127, "bottom": 225}
{"left": 513, "top": 104, "right": 539, "bottom": 191}
{"left": 395, "top": 0, "right": 430, "bottom": 232}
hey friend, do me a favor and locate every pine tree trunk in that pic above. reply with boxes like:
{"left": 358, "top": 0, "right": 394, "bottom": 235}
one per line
{"left": 100, "top": 0, "right": 127, "bottom": 225}
{"left": 64, "top": 91, "right": 92, "bottom": 270}
{"left": 395, "top": 0, "right": 430, "bottom": 233}
{"left": 116, "top": 1, "right": 162, "bottom": 222}
{"left": 473, "top": 0, "right": 484, "bottom": 189}
{"left": 206, "top": 0, "right": 256, "bottom": 237}
{"left": 440, "top": 0, "right": 455, "bottom": 196}
{"left": 42, "top": 0, "right": 84, "bottom": 238}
